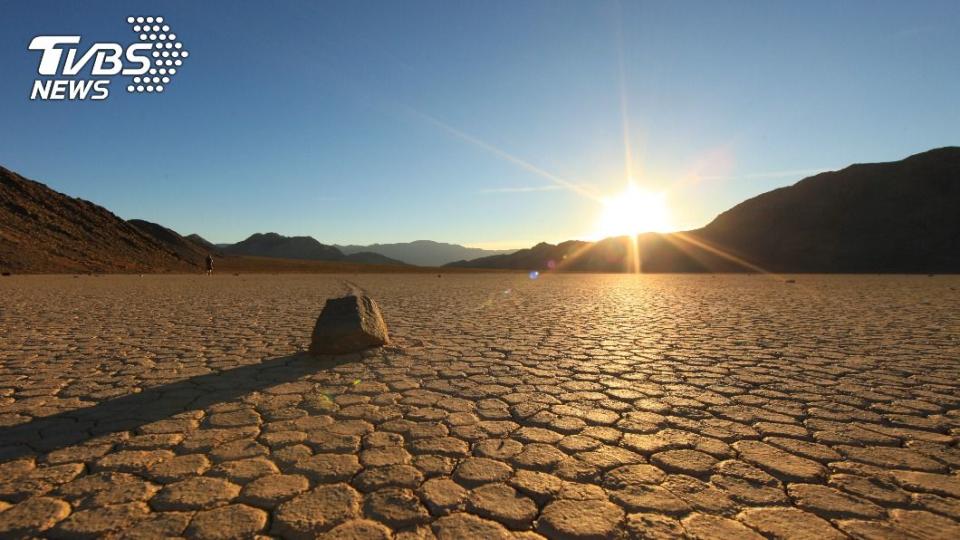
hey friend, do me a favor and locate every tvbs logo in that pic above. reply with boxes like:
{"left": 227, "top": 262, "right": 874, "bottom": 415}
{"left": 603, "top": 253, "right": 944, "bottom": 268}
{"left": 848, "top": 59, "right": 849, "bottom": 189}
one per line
{"left": 29, "top": 16, "right": 188, "bottom": 101}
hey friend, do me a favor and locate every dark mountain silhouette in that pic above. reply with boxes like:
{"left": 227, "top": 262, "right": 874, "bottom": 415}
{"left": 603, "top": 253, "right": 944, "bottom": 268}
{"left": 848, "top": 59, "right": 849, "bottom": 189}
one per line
{"left": 4, "top": 146, "right": 957, "bottom": 274}
{"left": 128, "top": 219, "right": 211, "bottom": 264}
{"left": 694, "top": 146, "right": 960, "bottom": 272}
{"left": 448, "top": 147, "right": 960, "bottom": 273}
{"left": 223, "top": 233, "right": 343, "bottom": 260}
{"left": 223, "top": 233, "right": 406, "bottom": 265}
{"left": 0, "top": 166, "right": 193, "bottom": 273}
{"left": 337, "top": 240, "right": 515, "bottom": 266}
{"left": 0, "top": 169, "right": 406, "bottom": 273}
{"left": 446, "top": 241, "right": 588, "bottom": 270}
{"left": 185, "top": 234, "right": 222, "bottom": 255}
{"left": 342, "top": 251, "right": 409, "bottom": 265}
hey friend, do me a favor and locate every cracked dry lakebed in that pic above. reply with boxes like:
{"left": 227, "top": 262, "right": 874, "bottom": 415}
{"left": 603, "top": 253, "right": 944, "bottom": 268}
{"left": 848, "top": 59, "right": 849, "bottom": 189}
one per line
{"left": 0, "top": 273, "right": 958, "bottom": 539}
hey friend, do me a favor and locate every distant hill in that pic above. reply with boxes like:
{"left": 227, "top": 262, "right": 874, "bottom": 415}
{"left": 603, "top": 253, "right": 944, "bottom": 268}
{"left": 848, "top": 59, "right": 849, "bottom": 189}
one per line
{"left": 128, "top": 219, "right": 210, "bottom": 264}
{"left": 223, "top": 232, "right": 342, "bottom": 260}
{"left": 0, "top": 169, "right": 407, "bottom": 273}
{"left": 0, "top": 166, "right": 193, "bottom": 273}
{"left": 223, "top": 233, "right": 407, "bottom": 266}
{"left": 342, "top": 251, "right": 409, "bottom": 265}
{"left": 448, "top": 147, "right": 960, "bottom": 273}
{"left": 185, "top": 234, "right": 222, "bottom": 255}
{"left": 446, "top": 241, "right": 588, "bottom": 270}
{"left": 337, "top": 240, "right": 515, "bottom": 266}
{"left": 4, "top": 146, "right": 957, "bottom": 274}
{"left": 694, "top": 146, "right": 960, "bottom": 272}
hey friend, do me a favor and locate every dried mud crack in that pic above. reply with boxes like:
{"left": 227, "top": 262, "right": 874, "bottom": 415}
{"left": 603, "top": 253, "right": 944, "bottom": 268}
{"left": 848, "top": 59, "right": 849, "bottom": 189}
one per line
{"left": 0, "top": 273, "right": 958, "bottom": 539}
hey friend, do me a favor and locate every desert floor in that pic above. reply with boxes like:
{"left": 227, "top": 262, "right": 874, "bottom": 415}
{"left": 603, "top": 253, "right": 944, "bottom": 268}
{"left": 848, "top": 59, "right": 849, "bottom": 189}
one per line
{"left": 0, "top": 274, "right": 958, "bottom": 539}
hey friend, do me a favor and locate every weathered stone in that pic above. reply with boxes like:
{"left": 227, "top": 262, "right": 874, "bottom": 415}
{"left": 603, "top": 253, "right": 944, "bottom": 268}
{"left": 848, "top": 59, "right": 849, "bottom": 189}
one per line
{"left": 309, "top": 295, "right": 389, "bottom": 354}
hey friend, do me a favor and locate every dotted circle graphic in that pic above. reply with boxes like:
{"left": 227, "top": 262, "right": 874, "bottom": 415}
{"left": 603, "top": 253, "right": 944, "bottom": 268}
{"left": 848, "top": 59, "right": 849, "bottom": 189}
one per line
{"left": 127, "top": 16, "right": 188, "bottom": 94}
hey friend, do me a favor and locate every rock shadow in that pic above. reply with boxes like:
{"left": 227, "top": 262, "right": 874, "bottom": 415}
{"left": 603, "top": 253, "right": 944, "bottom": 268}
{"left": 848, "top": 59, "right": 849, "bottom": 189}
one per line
{"left": 0, "top": 352, "right": 356, "bottom": 461}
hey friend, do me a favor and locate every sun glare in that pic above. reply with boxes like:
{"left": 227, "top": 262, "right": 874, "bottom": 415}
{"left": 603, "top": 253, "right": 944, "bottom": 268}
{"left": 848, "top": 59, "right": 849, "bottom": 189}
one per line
{"left": 594, "top": 183, "right": 672, "bottom": 238}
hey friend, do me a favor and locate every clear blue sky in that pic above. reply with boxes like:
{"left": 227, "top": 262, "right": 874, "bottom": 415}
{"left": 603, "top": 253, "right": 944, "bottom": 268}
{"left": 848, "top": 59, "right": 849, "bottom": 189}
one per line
{"left": 2, "top": 1, "right": 958, "bottom": 248}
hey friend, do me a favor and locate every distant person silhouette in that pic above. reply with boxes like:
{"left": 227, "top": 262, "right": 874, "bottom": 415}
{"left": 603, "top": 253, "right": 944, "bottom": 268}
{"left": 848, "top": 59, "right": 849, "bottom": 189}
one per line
{"left": 205, "top": 254, "right": 214, "bottom": 275}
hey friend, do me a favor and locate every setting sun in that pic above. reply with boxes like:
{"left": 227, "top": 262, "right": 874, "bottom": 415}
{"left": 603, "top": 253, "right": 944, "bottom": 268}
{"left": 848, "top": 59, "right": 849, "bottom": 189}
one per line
{"left": 594, "top": 183, "right": 672, "bottom": 238}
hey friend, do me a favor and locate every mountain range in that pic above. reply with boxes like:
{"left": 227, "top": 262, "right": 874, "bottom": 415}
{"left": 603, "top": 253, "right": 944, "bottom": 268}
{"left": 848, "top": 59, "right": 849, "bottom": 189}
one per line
{"left": 2, "top": 147, "right": 958, "bottom": 273}
{"left": 336, "top": 241, "right": 515, "bottom": 266}
{"left": 0, "top": 166, "right": 495, "bottom": 271}
{"left": 447, "top": 147, "right": 960, "bottom": 273}
{"left": 0, "top": 166, "right": 194, "bottom": 273}
{"left": 220, "top": 233, "right": 405, "bottom": 265}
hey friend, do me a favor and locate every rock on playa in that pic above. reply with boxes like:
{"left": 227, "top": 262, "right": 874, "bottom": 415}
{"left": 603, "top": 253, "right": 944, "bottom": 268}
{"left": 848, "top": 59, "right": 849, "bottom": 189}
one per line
{"left": 309, "top": 295, "right": 389, "bottom": 354}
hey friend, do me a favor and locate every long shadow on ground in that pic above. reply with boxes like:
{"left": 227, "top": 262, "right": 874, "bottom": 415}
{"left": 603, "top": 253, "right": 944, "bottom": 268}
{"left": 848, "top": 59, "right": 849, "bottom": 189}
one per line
{"left": 0, "top": 352, "right": 354, "bottom": 461}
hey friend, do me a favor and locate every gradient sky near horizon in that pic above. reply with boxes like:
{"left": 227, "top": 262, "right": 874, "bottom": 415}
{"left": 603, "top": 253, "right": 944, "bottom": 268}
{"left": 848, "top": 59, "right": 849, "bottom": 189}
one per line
{"left": 2, "top": 0, "right": 959, "bottom": 248}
